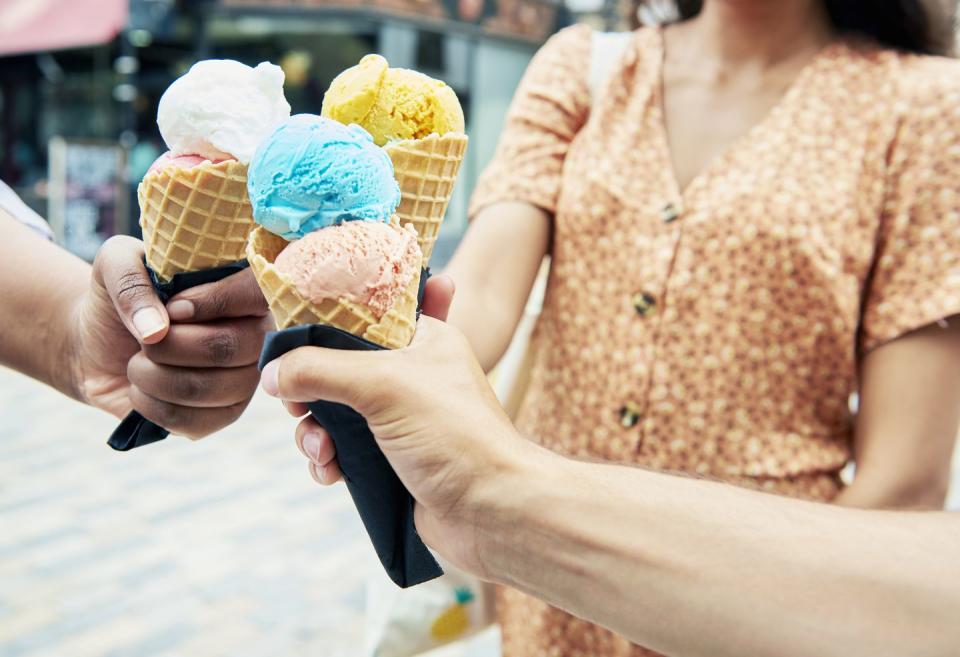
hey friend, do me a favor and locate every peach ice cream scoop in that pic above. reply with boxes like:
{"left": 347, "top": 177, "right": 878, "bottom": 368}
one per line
{"left": 272, "top": 221, "right": 421, "bottom": 319}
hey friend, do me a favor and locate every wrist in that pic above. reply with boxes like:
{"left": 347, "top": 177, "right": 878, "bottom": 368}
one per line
{"left": 466, "top": 432, "right": 570, "bottom": 583}
{"left": 53, "top": 276, "right": 92, "bottom": 404}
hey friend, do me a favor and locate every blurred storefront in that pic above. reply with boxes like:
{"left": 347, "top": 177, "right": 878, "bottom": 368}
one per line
{"left": 0, "top": 0, "right": 568, "bottom": 265}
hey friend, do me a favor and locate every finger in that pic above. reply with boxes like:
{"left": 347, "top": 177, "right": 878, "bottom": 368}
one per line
{"left": 261, "top": 346, "right": 395, "bottom": 407}
{"left": 309, "top": 460, "right": 343, "bottom": 486}
{"left": 295, "top": 417, "right": 337, "bottom": 466}
{"left": 284, "top": 401, "right": 310, "bottom": 417}
{"left": 93, "top": 235, "right": 169, "bottom": 344}
{"left": 142, "top": 317, "right": 266, "bottom": 367}
{"left": 129, "top": 386, "right": 249, "bottom": 439}
{"left": 127, "top": 353, "right": 259, "bottom": 408}
{"left": 166, "top": 268, "right": 270, "bottom": 322}
{"left": 420, "top": 273, "right": 455, "bottom": 321}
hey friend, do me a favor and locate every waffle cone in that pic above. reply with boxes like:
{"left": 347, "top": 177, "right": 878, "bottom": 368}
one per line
{"left": 139, "top": 160, "right": 255, "bottom": 281}
{"left": 246, "top": 225, "right": 419, "bottom": 349}
{"left": 384, "top": 132, "right": 467, "bottom": 265}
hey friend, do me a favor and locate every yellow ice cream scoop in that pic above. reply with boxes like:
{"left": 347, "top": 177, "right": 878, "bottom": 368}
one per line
{"left": 322, "top": 54, "right": 465, "bottom": 146}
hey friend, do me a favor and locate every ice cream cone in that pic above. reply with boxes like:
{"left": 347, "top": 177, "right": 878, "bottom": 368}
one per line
{"left": 246, "top": 225, "right": 419, "bottom": 349}
{"left": 384, "top": 132, "right": 468, "bottom": 265}
{"left": 139, "top": 160, "right": 255, "bottom": 281}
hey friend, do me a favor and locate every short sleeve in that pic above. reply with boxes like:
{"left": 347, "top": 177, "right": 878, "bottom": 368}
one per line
{"left": 860, "top": 58, "right": 960, "bottom": 352}
{"left": 0, "top": 180, "right": 52, "bottom": 240}
{"left": 468, "top": 25, "right": 591, "bottom": 218}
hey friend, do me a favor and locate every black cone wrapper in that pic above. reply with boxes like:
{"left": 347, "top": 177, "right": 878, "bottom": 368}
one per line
{"left": 257, "top": 269, "right": 442, "bottom": 588}
{"left": 107, "top": 260, "right": 251, "bottom": 451}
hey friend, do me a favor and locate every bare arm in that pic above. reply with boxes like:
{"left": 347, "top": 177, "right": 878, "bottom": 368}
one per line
{"left": 479, "top": 446, "right": 960, "bottom": 657}
{"left": 0, "top": 210, "right": 89, "bottom": 398}
{"left": 0, "top": 208, "right": 269, "bottom": 438}
{"left": 444, "top": 201, "right": 550, "bottom": 371}
{"left": 836, "top": 319, "right": 960, "bottom": 509}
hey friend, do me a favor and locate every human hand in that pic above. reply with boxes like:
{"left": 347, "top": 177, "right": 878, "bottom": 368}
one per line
{"left": 69, "top": 236, "right": 271, "bottom": 438}
{"left": 260, "top": 274, "right": 529, "bottom": 574}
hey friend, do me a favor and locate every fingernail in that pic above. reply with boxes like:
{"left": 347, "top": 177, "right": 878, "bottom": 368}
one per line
{"left": 166, "top": 299, "right": 195, "bottom": 321}
{"left": 132, "top": 307, "right": 166, "bottom": 340}
{"left": 261, "top": 361, "right": 279, "bottom": 396}
{"left": 302, "top": 432, "right": 322, "bottom": 462}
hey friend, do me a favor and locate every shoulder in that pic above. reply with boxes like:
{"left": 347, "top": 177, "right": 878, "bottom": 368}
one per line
{"left": 832, "top": 42, "right": 960, "bottom": 138}
{"left": 535, "top": 24, "right": 593, "bottom": 63}
{"left": 535, "top": 25, "right": 660, "bottom": 68}
{"left": 883, "top": 53, "right": 960, "bottom": 157}
{"left": 828, "top": 40, "right": 960, "bottom": 97}
{"left": 845, "top": 42, "right": 960, "bottom": 111}
{"left": 893, "top": 53, "right": 960, "bottom": 114}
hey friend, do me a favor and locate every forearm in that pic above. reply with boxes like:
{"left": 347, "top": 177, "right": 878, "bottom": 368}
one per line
{"left": 476, "top": 444, "right": 960, "bottom": 657}
{"left": 443, "top": 202, "right": 550, "bottom": 371}
{"left": 445, "top": 275, "right": 525, "bottom": 372}
{"left": 839, "top": 320, "right": 960, "bottom": 511}
{"left": 0, "top": 212, "right": 89, "bottom": 398}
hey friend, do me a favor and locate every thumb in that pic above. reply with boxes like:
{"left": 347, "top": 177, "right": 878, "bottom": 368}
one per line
{"left": 261, "top": 346, "right": 397, "bottom": 410}
{"left": 93, "top": 236, "right": 169, "bottom": 344}
{"left": 420, "top": 273, "right": 455, "bottom": 321}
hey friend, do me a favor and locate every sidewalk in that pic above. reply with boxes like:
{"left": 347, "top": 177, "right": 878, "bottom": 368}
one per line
{"left": 0, "top": 366, "right": 372, "bottom": 657}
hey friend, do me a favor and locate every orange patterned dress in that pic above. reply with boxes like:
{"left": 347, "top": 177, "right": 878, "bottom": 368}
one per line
{"left": 469, "top": 24, "right": 960, "bottom": 657}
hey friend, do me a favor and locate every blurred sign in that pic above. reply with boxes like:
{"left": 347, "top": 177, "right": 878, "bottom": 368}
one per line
{"left": 0, "top": 0, "right": 127, "bottom": 56}
{"left": 48, "top": 138, "right": 129, "bottom": 262}
{"left": 220, "top": 0, "right": 560, "bottom": 42}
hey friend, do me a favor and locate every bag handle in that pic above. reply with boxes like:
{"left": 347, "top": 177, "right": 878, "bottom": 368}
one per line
{"left": 588, "top": 31, "right": 634, "bottom": 104}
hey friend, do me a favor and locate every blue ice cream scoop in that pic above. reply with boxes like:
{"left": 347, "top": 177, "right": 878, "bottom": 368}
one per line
{"left": 247, "top": 114, "right": 400, "bottom": 239}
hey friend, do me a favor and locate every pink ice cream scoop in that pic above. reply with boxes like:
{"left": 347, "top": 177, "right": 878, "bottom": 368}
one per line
{"left": 147, "top": 151, "right": 231, "bottom": 173}
{"left": 273, "top": 221, "right": 421, "bottom": 319}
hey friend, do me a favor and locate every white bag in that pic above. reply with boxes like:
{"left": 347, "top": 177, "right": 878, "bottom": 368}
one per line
{"left": 363, "top": 557, "right": 495, "bottom": 657}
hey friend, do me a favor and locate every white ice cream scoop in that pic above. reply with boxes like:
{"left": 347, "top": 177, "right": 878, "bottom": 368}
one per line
{"left": 157, "top": 59, "right": 291, "bottom": 164}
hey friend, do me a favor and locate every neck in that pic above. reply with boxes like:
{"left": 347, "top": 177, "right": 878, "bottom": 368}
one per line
{"left": 684, "top": 0, "right": 834, "bottom": 65}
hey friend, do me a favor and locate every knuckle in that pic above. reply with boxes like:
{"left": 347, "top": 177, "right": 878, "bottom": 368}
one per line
{"left": 241, "top": 274, "right": 270, "bottom": 314}
{"left": 197, "top": 288, "right": 230, "bottom": 319}
{"left": 97, "top": 235, "right": 134, "bottom": 263}
{"left": 115, "top": 270, "right": 154, "bottom": 306}
{"left": 202, "top": 328, "right": 240, "bottom": 365}
{"left": 148, "top": 399, "right": 186, "bottom": 432}
{"left": 178, "top": 372, "right": 208, "bottom": 403}
{"left": 286, "top": 358, "right": 315, "bottom": 397}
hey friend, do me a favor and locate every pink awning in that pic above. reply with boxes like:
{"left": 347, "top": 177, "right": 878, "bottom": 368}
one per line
{"left": 0, "top": 0, "right": 128, "bottom": 57}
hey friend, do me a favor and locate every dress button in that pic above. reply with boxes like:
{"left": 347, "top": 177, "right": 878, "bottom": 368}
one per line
{"left": 632, "top": 292, "right": 656, "bottom": 317}
{"left": 660, "top": 202, "right": 681, "bottom": 223}
{"left": 619, "top": 402, "right": 642, "bottom": 428}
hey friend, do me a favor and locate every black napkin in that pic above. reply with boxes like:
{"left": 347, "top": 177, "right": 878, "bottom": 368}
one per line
{"left": 106, "top": 260, "right": 251, "bottom": 451}
{"left": 257, "top": 270, "right": 442, "bottom": 588}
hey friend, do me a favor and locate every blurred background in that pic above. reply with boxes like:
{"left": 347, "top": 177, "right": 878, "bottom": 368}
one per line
{"left": 0, "top": 0, "right": 631, "bottom": 268}
{"left": 1, "top": 1, "right": 959, "bottom": 657}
